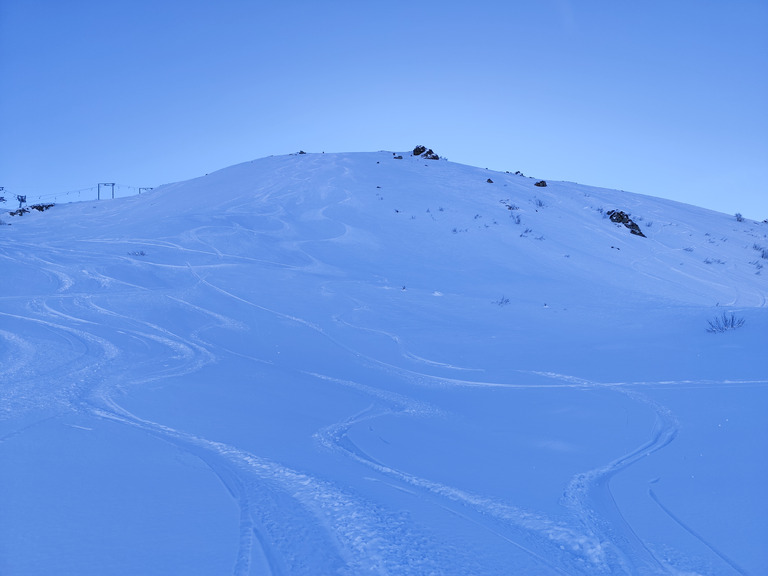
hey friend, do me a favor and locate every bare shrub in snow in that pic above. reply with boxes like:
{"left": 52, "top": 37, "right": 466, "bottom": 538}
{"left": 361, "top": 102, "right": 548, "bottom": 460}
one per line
{"left": 706, "top": 312, "right": 745, "bottom": 333}
{"left": 500, "top": 200, "right": 519, "bottom": 211}
{"left": 735, "top": 213, "right": 744, "bottom": 222}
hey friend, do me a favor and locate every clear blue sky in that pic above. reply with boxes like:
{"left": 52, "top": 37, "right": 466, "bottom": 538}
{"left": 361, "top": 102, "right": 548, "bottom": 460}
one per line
{"left": 2, "top": 1, "right": 767, "bottom": 219}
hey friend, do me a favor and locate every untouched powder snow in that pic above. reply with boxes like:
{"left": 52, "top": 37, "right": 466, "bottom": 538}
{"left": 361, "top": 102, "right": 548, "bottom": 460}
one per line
{"left": 1, "top": 151, "right": 766, "bottom": 575}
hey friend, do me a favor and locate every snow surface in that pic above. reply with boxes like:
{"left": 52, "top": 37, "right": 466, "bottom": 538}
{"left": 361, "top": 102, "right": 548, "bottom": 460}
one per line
{"left": 1, "top": 151, "right": 766, "bottom": 575}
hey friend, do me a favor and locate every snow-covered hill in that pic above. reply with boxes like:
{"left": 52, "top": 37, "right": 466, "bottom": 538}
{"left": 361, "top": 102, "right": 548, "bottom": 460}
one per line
{"left": 1, "top": 150, "right": 766, "bottom": 575}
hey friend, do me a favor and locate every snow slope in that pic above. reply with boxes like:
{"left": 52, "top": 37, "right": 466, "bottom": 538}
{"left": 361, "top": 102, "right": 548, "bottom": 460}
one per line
{"left": 1, "top": 151, "right": 766, "bottom": 575}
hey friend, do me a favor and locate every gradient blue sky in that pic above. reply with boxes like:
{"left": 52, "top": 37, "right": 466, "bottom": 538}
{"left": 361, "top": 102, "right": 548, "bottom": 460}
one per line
{"left": 2, "top": 1, "right": 767, "bottom": 219}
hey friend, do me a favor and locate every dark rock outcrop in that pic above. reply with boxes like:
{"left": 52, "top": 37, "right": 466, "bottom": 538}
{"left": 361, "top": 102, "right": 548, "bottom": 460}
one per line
{"left": 534, "top": 180, "right": 547, "bottom": 187}
{"left": 412, "top": 145, "right": 439, "bottom": 160}
{"left": 8, "top": 203, "right": 54, "bottom": 216}
{"left": 31, "top": 203, "right": 55, "bottom": 212}
{"left": 606, "top": 210, "right": 646, "bottom": 237}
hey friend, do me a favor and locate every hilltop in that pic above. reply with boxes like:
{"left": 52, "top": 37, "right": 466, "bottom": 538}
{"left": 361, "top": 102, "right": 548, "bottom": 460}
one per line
{"left": 0, "top": 150, "right": 766, "bottom": 575}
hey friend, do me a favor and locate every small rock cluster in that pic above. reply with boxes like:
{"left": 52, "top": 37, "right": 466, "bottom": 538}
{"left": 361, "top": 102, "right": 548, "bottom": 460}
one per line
{"left": 8, "top": 203, "right": 55, "bottom": 217}
{"left": 606, "top": 210, "right": 646, "bottom": 237}
{"left": 412, "top": 145, "right": 439, "bottom": 160}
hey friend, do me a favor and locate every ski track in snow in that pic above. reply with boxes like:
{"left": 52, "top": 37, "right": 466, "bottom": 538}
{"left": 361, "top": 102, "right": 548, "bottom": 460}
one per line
{"left": 306, "top": 325, "right": 765, "bottom": 576}
{"left": 87, "top": 395, "right": 454, "bottom": 576}
{"left": 1, "top": 270, "right": 696, "bottom": 575}
{"left": 168, "top": 273, "right": 697, "bottom": 573}
{"left": 647, "top": 489, "right": 748, "bottom": 576}
{"left": 0, "top": 285, "right": 469, "bottom": 575}
{"left": 12, "top": 274, "right": 747, "bottom": 575}
{"left": 3, "top": 305, "right": 347, "bottom": 573}
{"left": 308, "top": 364, "right": 734, "bottom": 575}
{"left": 189, "top": 262, "right": 695, "bottom": 576}
{"left": 3, "top": 153, "right": 765, "bottom": 575}
{"left": 309, "top": 373, "right": 589, "bottom": 574}
{"left": 0, "top": 306, "right": 120, "bottom": 415}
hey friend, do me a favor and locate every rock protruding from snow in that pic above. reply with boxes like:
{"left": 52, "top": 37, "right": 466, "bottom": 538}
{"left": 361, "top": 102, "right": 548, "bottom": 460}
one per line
{"left": 412, "top": 145, "right": 439, "bottom": 160}
{"left": 606, "top": 210, "right": 646, "bottom": 237}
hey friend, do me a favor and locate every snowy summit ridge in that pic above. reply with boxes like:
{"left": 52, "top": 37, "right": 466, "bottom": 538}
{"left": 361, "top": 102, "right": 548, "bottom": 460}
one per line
{"left": 103, "top": 148, "right": 765, "bottom": 307}
{"left": 1, "top": 149, "right": 766, "bottom": 575}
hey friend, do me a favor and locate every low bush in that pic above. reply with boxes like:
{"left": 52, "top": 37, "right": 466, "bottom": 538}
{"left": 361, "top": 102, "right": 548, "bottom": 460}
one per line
{"left": 494, "top": 296, "right": 510, "bottom": 307}
{"left": 706, "top": 312, "right": 745, "bottom": 333}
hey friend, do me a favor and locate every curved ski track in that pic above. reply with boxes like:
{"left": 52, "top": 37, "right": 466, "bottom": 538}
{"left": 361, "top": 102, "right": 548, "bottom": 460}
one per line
{"left": 0, "top": 266, "right": 705, "bottom": 575}
{"left": 3, "top": 159, "right": 762, "bottom": 575}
